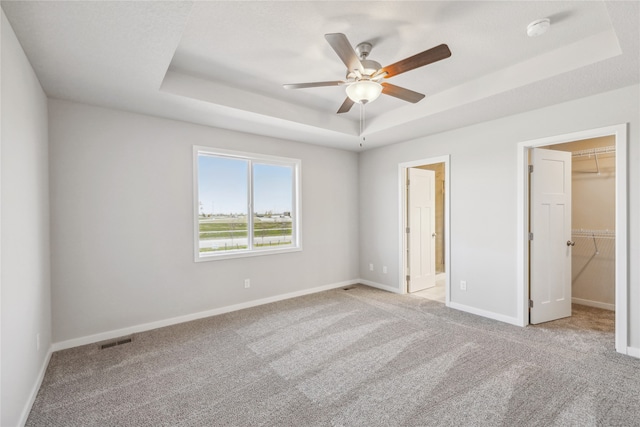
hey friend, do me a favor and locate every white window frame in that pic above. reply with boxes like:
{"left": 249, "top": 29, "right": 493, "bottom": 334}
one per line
{"left": 193, "top": 146, "right": 301, "bottom": 262}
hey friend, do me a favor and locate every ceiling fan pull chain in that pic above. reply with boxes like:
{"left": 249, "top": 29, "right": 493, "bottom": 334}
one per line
{"left": 360, "top": 102, "right": 363, "bottom": 136}
{"left": 359, "top": 102, "right": 366, "bottom": 148}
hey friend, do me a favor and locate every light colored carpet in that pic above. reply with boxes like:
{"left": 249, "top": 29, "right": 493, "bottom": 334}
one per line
{"left": 26, "top": 285, "right": 639, "bottom": 426}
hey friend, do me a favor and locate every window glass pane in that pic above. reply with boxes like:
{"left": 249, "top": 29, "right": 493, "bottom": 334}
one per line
{"left": 195, "top": 148, "right": 300, "bottom": 261}
{"left": 198, "top": 155, "right": 249, "bottom": 253}
{"left": 253, "top": 163, "right": 293, "bottom": 248}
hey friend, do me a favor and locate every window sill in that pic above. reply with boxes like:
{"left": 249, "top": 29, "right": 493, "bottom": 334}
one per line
{"left": 194, "top": 246, "right": 302, "bottom": 262}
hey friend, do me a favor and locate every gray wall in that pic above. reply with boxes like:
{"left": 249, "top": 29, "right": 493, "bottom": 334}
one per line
{"left": 358, "top": 84, "right": 640, "bottom": 348}
{"left": 48, "top": 99, "right": 360, "bottom": 343}
{"left": 1, "top": 11, "right": 52, "bottom": 426}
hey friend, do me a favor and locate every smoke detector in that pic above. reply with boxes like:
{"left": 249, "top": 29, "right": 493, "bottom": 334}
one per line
{"left": 527, "top": 18, "right": 551, "bottom": 37}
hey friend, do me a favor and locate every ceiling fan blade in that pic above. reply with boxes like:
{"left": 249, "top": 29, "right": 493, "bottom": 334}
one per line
{"left": 337, "top": 97, "right": 355, "bottom": 114}
{"left": 325, "top": 33, "right": 364, "bottom": 74}
{"left": 283, "top": 81, "right": 345, "bottom": 89}
{"left": 381, "top": 83, "right": 425, "bottom": 103}
{"left": 380, "top": 44, "right": 451, "bottom": 78}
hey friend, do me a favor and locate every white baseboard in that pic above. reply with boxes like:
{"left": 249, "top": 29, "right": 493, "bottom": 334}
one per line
{"left": 572, "top": 297, "right": 615, "bottom": 311}
{"left": 627, "top": 346, "right": 640, "bottom": 359}
{"left": 19, "top": 348, "right": 52, "bottom": 427}
{"left": 448, "top": 301, "right": 523, "bottom": 327}
{"left": 358, "top": 279, "right": 403, "bottom": 294}
{"left": 358, "top": 281, "right": 523, "bottom": 327}
{"left": 52, "top": 279, "right": 359, "bottom": 352}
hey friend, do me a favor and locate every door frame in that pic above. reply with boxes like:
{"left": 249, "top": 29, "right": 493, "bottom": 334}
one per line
{"left": 399, "top": 155, "right": 451, "bottom": 304}
{"left": 516, "top": 124, "right": 628, "bottom": 354}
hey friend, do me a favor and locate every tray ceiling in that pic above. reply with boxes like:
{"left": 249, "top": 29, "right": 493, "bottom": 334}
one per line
{"left": 2, "top": 1, "right": 638, "bottom": 150}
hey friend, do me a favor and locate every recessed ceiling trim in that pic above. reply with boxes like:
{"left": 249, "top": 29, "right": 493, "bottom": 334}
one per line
{"left": 3, "top": 1, "right": 636, "bottom": 151}
{"left": 161, "top": 69, "right": 357, "bottom": 136}
{"left": 366, "top": 29, "right": 622, "bottom": 135}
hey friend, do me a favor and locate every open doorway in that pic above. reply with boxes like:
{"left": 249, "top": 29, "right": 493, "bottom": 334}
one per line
{"left": 548, "top": 137, "right": 616, "bottom": 308}
{"left": 399, "top": 156, "right": 450, "bottom": 305}
{"left": 517, "top": 124, "right": 628, "bottom": 355}
{"left": 529, "top": 137, "right": 616, "bottom": 325}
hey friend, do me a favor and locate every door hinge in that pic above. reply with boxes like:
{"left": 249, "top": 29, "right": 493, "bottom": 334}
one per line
{"left": 528, "top": 232, "right": 534, "bottom": 241}
{"left": 406, "top": 227, "right": 410, "bottom": 234}
{"left": 406, "top": 275, "right": 410, "bottom": 282}
{"left": 528, "top": 165, "right": 533, "bottom": 173}
{"left": 529, "top": 299, "right": 534, "bottom": 308}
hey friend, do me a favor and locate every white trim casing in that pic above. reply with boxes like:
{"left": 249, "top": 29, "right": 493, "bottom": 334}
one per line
{"left": 192, "top": 146, "right": 302, "bottom": 262}
{"left": 448, "top": 301, "right": 522, "bottom": 326}
{"left": 52, "top": 279, "right": 357, "bottom": 352}
{"left": 572, "top": 298, "right": 615, "bottom": 312}
{"left": 18, "top": 349, "right": 53, "bottom": 427}
{"left": 516, "top": 124, "right": 628, "bottom": 354}
{"left": 359, "top": 279, "right": 404, "bottom": 294}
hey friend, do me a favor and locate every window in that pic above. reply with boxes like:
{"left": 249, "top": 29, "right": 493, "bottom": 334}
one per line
{"left": 194, "top": 147, "right": 301, "bottom": 261}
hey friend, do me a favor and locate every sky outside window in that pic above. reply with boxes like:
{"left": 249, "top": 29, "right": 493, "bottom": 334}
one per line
{"left": 198, "top": 156, "right": 293, "bottom": 215}
{"left": 253, "top": 163, "right": 293, "bottom": 215}
{"left": 198, "top": 155, "right": 248, "bottom": 215}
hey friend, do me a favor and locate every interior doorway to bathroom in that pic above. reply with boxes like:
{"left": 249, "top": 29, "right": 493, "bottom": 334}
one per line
{"left": 399, "top": 156, "right": 450, "bottom": 304}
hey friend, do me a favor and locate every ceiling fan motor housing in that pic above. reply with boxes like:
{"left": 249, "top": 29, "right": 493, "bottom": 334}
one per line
{"left": 361, "top": 59, "right": 382, "bottom": 76}
{"left": 356, "top": 42, "right": 372, "bottom": 58}
{"left": 355, "top": 42, "right": 381, "bottom": 76}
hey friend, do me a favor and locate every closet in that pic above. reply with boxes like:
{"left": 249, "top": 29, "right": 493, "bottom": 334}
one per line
{"left": 551, "top": 137, "right": 616, "bottom": 311}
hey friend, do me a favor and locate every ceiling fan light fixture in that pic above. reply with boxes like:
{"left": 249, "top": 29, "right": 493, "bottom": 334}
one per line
{"left": 346, "top": 80, "right": 383, "bottom": 104}
{"left": 284, "top": 33, "right": 451, "bottom": 114}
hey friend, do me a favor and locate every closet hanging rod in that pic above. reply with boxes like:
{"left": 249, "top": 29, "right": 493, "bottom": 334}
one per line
{"left": 571, "top": 145, "right": 615, "bottom": 158}
{"left": 571, "top": 228, "right": 615, "bottom": 238}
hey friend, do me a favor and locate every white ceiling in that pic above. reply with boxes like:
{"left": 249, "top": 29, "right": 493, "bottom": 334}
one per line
{"left": 2, "top": 1, "right": 638, "bottom": 151}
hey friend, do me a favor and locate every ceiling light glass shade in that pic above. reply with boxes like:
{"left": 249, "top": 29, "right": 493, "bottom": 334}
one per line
{"left": 346, "top": 80, "right": 383, "bottom": 104}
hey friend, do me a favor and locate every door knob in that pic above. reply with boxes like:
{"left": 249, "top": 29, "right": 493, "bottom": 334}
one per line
{"left": 566, "top": 240, "right": 575, "bottom": 247}
{"left": 432, "top": 233, "right": 437, "bottom": 237}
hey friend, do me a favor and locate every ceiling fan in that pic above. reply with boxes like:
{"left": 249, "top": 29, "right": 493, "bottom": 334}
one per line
{"left": 284, "top": 33, "right": 452, "bottom": 114}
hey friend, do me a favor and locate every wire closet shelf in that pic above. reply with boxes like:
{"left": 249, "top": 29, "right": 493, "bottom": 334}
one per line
{"left": 572, "top": 229, "right": 615, "bottom": 238}
{"left": 571, "top": 145, "right": 616, "bottom": 158}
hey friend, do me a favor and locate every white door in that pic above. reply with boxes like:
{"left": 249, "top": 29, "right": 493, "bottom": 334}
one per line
{"left": 408, "top": 168, "right": 436, "bottom": 292}
{"left": 530, "top": 148, "right": 572, "bottom": 324}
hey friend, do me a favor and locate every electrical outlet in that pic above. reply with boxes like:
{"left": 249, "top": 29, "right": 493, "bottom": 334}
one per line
{"left": 460, "top": 280, "right": 467, "bottom": 291}
{"left": 36, "top": 333, "right": 40, "bottom": 351}
{"left": 369, "top": 263, "right": 374, "bottom": 271}
{"left": 383, "top": 266, "right": 388, "bottom": 274}
{"left": 244, "top": 279, "right": 250, "bottom": 289}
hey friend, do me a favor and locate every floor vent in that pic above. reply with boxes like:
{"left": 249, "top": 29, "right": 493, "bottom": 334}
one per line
{"left": 100, "top": 337, "right": 133, "bottom": 350}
